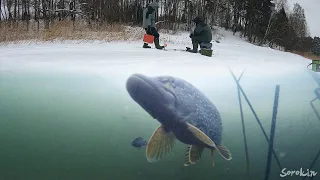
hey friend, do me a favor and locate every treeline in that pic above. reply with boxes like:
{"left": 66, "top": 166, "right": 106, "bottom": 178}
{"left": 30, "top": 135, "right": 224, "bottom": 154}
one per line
{"left": 0, "top": 0, "right": 319, "bottom": 54}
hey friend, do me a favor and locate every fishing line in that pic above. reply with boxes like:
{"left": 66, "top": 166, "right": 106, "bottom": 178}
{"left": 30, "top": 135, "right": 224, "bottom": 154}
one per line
{"left": 236, "top": 69, "right": 251, "bottom": 180}
{"left": 310, "top": 98, "right": 320, "bottom": 122}
{"left": 264, "top": 85, "right": 280, "bottom": 180}
{"left": 302, "top": 148, "right": 320, "bottom": 180}
{"left": 229, "top": 68, "right": 283, "bottom": 171}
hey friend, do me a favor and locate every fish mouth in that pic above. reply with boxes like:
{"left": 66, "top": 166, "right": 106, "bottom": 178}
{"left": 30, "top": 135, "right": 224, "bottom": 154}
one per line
{"left": 126, "top": 74, "right": 176, "bottom": 119}
{"left": 126, "top": 74, "right": 159, "bottom": 97}
{"left": 126, "top": 73, "right": 174, "bottom": 98}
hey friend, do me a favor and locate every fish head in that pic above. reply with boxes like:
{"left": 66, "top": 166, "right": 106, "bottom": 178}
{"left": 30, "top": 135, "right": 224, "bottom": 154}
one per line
{"left": 126, "top": 74, "right": 179, "bottom": 124}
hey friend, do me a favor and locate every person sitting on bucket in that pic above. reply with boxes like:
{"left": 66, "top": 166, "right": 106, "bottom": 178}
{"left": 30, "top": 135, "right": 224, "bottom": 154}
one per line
{"left": 187, "top": 16, "right": 212, "bottom": 53}
{"left": 142, "top": 1, "right": 165, "bottom": 49}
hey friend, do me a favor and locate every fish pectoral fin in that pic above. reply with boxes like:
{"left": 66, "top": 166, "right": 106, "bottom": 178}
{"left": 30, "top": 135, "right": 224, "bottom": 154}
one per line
{"left": 184, "top": 145, "right": 204, "bottom": 166}
{"left": 183, "top": 161, "right": 192, "bottom": 167}
{"left": 186, "top": 122, "right": 216, "bottom": 148}
{"left": 146, "top": 125, "right": 175, "bottom": 163}
{"left": 211, "top": 148, "right": 215, "bottom": 166}
{"left": 216, "top": 145, "right": 232, "bottom": 160}
{"left": 189, "top": 145, "right": 204, "bottom": 165}
{"left": 183, "top": 146, "right": 192, "bottom": 167}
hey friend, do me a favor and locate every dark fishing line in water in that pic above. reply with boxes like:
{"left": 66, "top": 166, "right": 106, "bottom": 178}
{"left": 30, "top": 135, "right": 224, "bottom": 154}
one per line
{"left": 264, "top": 85, "right": 280, "bottom": 180}
{"left": 310, "top": 98, "right": 320, "bottom": 122}
{"left": 308, "top": 70, "right": 320, "bottom": 87}
{"left": 308, "top": 70, "right": 320, "bottom": 122}
{"left": 229, "top": 68, "right": 283, "bottom": 171}
{"left": 237, "top": 69, "right": 246, "bottom": 82}
{"left": 302, "top": 148, "right": 320, "bottom": 180}
{"left": 303, "top": 86, "right": 320, "bottom": 180}
{"left": 236, "top": 69, "right": 251, "bottom": 180}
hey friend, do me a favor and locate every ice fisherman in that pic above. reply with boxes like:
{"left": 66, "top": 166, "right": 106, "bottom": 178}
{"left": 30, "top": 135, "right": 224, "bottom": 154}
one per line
{"left": 187, "top": 16, "right": 213, "bottom": 53}
{"left": 142, "top": 1, "right": 165, "bottom": 49}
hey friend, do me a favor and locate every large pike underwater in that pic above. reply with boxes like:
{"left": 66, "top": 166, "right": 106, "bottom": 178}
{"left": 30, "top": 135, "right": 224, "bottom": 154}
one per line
{"left": 126, "top": 73, "right": 232, "bottom": 166}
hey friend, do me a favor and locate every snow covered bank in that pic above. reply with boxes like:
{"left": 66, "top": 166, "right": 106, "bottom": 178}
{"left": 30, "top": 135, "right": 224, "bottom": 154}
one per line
{"left": 0, "top": 27, "right": 314, "bottom": 84}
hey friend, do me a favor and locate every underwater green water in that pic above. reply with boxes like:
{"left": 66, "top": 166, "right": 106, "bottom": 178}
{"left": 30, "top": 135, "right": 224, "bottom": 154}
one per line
{"left": 0, "top": 69, "right": 319, "bottom": 180}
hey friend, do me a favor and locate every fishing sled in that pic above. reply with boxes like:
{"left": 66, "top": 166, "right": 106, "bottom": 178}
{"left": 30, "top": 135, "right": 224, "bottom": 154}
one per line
{"left": 186, "top": 42, "right": 213, "bottom": 57}
{"left": 311, "top": 60, "right": 320, "bottom": 72}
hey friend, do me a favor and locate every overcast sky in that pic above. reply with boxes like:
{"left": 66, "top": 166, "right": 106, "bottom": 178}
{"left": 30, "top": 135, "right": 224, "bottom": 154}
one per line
{"left": 287, "top": 0, "right": 320, "bottom": 37}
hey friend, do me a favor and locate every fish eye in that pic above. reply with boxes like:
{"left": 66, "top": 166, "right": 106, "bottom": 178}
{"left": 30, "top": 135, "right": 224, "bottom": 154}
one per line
{"left": 159, "top": 77, "right": 176, "bottom": 88}
{"left": 164, "top": 82, "right": 172, "bottom": 89}
{"left": 164, "top": 81, "right": 176, "bottom": 89}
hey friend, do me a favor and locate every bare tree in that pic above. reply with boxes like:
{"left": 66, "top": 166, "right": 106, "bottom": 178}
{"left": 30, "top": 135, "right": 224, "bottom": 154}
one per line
{"left": 289, "top": 3, "right": 308, "bottom": 38}
{"left": 273, "top": 0, "right": 288, "bottom": 12}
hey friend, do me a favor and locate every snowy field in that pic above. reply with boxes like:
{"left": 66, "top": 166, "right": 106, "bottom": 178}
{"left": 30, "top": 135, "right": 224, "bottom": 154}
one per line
{"left": 0, "top": 28, "right": 314, "bottom": 79}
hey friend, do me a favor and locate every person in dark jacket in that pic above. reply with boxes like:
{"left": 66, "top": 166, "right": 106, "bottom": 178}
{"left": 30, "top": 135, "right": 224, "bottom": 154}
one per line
{"left": 142, "top": 1, "right": 164, "bottom": 49}
{"left": 187, "top": 16, "right": 212, "bottom": 53}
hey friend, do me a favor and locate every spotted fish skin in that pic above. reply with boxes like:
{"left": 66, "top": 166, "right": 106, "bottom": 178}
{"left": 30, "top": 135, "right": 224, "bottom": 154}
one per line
{"left": 169, "top": 76, "right": 223, "bottom": 146}
{"left": 126, "top": 74, "right": 223, "bottom": 147}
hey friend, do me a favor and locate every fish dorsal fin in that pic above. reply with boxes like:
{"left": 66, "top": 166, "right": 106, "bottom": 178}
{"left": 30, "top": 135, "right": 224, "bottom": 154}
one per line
{"left": 186, "top": 122, "right": 216, "bottom": 148}
{"left": 184, "top": 145, "right": 204, "bottom": 166}
{"left": 146, "top": 125, "right": 176, "bottom": 162}
{"left": 216, "top": 145, "right": 232, "bottom": 160}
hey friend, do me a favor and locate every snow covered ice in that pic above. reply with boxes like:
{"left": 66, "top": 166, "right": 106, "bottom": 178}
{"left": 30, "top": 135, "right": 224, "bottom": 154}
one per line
{"left": 0, "top": 28, "right": 314, "bottom": 81}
